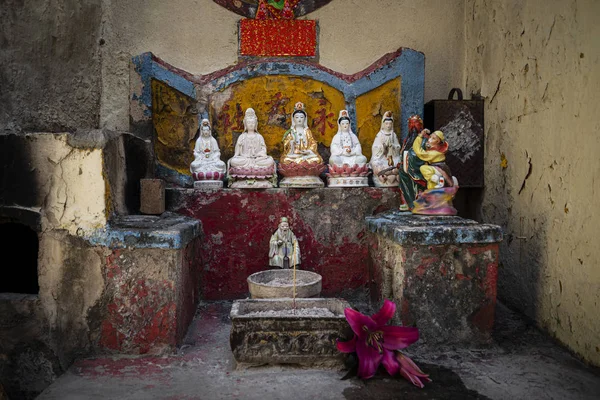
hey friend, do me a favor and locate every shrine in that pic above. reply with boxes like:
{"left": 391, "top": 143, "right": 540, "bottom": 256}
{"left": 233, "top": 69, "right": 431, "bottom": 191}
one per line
{"left": 1, "top": 0, "right": 599, "bottom": 399}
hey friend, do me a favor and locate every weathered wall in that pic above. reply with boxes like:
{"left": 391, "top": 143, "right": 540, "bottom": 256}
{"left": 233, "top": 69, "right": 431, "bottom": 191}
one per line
{"left": 0, "top": 0, "right": 102, "bottom": 133}
{"left": 167, "top": 187, "right": 401, "bottom": 300}
{"left": 0, "top": 134, "right": 108, "bottom": 235}
{"left": 464, "top": 0, "right": 600, "bottom": 365}
{"left": 101, "top": 0, "right": 465, "bottom": 131}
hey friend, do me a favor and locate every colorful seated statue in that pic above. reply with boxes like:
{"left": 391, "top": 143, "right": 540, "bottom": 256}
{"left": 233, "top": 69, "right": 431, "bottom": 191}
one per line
{"left": 370, "top": 111, "right": 401, "bottom": 187}
{"left": 278, "top": 102, "right": 326, "bottom": 188}
{"left": 327, "top": 110, "right": 370, "bottom": 187}
{"left": 190, "top": 119, "right": 226, "bottom": 189}
{"left": 400, "top": 125, "right": 459, "bottom": 215}
{"left": 227, "top": 108, "right": 276, "bottom": 188}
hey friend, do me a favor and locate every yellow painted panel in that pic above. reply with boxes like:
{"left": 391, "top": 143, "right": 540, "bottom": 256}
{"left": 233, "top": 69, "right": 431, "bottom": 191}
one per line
{"left": 152, "top": 79, "right": 198, "bottom": 175}
{"left": 210, "top": 75, "right": 346, "bottom": 162}
{"left": 355, "top": 78, "right": 402, "bottom": 160}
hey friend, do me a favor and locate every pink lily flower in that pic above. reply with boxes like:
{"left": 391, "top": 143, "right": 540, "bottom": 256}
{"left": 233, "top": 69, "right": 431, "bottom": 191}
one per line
{"left": 397, "top": 351, "right": 432, "bottom": 388}
{"left": 336, "top": 299, "right": 419, "bottom": 380}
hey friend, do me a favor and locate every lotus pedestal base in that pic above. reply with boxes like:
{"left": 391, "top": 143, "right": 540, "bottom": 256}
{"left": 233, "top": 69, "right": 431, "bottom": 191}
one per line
{"left": 279, "top": 175, "right": 324, "bottom": 188}
{"left": 327, "top": 176, "right": 369, "bottom": 187}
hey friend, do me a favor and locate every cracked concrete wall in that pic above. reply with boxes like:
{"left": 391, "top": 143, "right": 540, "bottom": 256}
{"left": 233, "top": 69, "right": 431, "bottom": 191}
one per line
{"left": 464, "top": 0, "right": 600, "bottom": 366}
{"left": 100, "top": 0, "right": 466, "bottom": 131}
{"left": 11, "top": 134, "right": 108, "bottom": 235}
{"left": 0, "top": 0, "right": 102, "bottom": 133}
{"left": 38, "top": 232, "right": 106, "bottom": 364}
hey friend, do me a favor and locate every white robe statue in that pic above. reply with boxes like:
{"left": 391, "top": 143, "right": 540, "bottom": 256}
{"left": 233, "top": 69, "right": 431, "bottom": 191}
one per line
{"left": 370, "top": 111, "right": 401, "bottom": 187}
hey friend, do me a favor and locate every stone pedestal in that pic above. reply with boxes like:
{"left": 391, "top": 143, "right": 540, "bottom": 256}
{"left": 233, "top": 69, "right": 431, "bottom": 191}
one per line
{"left": 230, "top": 178, "right": 275, "bottom": 189}
{"left": 194, "top": 180, "right": 223, "bottom": 190}
{"left": 279, "top": 175, "right": 324, "bottom": 188}
{"left": 230, "top": 298, "right": 352, "bottom": 368}
{"left": 327, "top": 176, "right": 369, "bottom": 187}
{"left": 88, "top": 213, "right": 201, "bottom": 354}
{"left": 366, "top": 210, "right": 502, "bottom": 344}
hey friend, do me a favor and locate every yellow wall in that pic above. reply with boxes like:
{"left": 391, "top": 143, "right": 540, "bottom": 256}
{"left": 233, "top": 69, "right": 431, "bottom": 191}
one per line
{"left": 464, "top": 0, "right": 600, "bottom": 365}
{"left": 210, "top": 75, "right": 346, "bottom": 163}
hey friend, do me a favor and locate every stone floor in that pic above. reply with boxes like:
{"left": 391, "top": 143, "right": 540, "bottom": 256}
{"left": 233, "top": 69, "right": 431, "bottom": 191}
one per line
{"left": 38, "top": 301, "right": 600, "bottom": 400}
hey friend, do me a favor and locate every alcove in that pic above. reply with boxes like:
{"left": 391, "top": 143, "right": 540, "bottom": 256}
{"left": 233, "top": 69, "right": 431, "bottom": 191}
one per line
{"left": 0, "top": 222, "right": 39, "bottom": 294}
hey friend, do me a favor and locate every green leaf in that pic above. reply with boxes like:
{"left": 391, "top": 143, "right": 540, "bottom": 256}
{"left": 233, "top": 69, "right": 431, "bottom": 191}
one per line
{"left": 267, "top": 0, "right": 286, "bottom": 10}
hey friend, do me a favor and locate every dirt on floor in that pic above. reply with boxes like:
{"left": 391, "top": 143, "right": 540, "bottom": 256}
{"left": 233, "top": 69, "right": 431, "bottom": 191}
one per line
{"left": 36, "top": 300, "right": 600, "bottom": 400}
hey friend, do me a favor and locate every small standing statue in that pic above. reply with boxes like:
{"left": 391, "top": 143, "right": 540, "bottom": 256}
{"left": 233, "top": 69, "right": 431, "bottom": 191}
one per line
{"left": 269, "top": 217, "right": 300, "bottom": 269}
{"left": 278, "top": 102, "right": 326, "bottom": 188}
{"left": 227, "top": 108, "right": 276, "bottom": 188}
{"left": 326, "top": 110, "right": 370, "bottom": 187}
{"left": 400, "top": 126, "right": 459, "bottom": 215}
{"left": 190, "top": 119, "right": 226, "bottom": 189}
{"left": 398, "top": 115, "right": 427, "bottom": 210}
{"left": 370, "top": 111, "right": 401, "bottom": 187}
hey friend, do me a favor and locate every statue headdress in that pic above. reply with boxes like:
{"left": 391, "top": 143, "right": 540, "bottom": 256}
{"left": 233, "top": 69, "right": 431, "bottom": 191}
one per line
{"left": 289, "top": 102, "right": 309, "bottom": 130}
{"left": 292, "top": 102, "right": 307, "bottom": 117}
{"left": 335, "top": 109, "right": 357, "bottom": 145}
{"left": 243, "top": 108, "right": 258, "bottom": 131}
{"left": 432, "top": 130, "right": 445, "bottom": 143}
{"left": 338, "top": 109, "right": 351, "bottom": 124}
{"left": 380, "top": 111, "right": 394, "bottom": 131}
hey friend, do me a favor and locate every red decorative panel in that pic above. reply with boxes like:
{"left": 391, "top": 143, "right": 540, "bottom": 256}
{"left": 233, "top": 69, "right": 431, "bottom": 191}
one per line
{"left": 240, "top": 19, "right": 317, "bottom": 57}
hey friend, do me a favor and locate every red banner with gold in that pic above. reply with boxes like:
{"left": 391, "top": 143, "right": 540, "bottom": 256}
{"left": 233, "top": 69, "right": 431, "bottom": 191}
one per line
{"left": 239, "top": 19, "right": 317, "bottom": 57}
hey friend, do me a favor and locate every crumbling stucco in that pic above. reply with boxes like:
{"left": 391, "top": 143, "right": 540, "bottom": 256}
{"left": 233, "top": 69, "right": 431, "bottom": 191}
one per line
{"left": 22, "top": 134, "right": 108, "bottom": 235}
{"left": 465, "top": 0, "right": 600, "bottom": 366}
{"left": 38, "top": 232, "right": 106, "bottom": 364}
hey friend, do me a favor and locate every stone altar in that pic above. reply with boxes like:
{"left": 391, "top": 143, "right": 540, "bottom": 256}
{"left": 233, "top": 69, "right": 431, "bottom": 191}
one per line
{"left": 366, "top": 210, "right": 502, "bottom": 344}
{"left": 167, "top": 187, "right": 401, "bottom": 299}
{"left": 230, "top": 298, "right": 352, "bottom": 368}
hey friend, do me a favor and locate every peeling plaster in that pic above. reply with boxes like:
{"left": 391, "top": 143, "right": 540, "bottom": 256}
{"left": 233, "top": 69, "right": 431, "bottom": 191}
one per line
{"left": 465, "top": 0, "right": 600, "bottom": 366}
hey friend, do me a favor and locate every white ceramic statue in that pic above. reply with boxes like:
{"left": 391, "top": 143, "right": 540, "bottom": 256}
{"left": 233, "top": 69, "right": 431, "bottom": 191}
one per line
{"left": 190, "top": 119, "right": 226, "bottom": 189}
{"left": 269, "top": 217, "right": 300, "bottom": 269}
{"left": 278, "top": 102, "right": 326, "bottom": 188}
{"left": 227, "top": 108, "right": 276, "bottom": 188}
{"left": 326, "top": 110, "right": 370, "bottom": 187}
{"left": 370, "top": 111, "right": 401, "bottom": 187}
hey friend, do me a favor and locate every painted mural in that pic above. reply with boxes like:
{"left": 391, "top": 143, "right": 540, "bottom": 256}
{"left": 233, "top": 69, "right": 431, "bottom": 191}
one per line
{"left": 131, "top": 49, "right": 425, "bottom": 183}
{"left": 152, "top": 80, "right": 198, "bottom": 175}
{"left": 210, "top": 75, "right": 344, "bottom": 163}
{"left": 355, "top": 78, "right": 402, "bottom": 160}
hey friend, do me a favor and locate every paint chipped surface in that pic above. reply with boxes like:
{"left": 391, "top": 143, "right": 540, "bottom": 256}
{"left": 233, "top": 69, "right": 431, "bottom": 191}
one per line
{"left": 167, "top": 187, "right": 401, "bottom": 299}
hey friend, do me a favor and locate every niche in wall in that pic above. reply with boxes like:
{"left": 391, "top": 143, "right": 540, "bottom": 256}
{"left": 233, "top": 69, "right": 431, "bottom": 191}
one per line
{"left": 0, "top": 222, "right": 39, "bottom": 294}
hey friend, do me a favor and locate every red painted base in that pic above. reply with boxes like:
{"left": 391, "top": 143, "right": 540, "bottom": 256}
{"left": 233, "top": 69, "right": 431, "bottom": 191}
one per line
{"left": 98, "top": 240, "right": 201, "bottom": 354}
{"left": 371, "top": 237, "right": 499, "bottom": 343}
{"left": 167, "top": 188, "right": 401, "bottom": 300}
